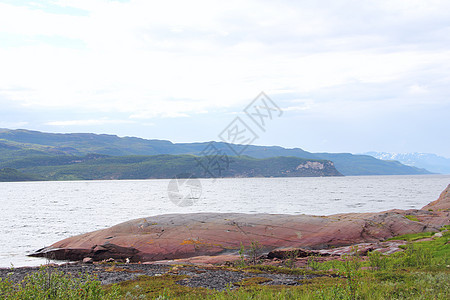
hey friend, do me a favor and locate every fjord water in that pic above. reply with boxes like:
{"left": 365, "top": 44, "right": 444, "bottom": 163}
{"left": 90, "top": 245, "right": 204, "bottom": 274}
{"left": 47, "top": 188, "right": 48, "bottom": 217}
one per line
{"left": 1, "top": 175, "right": 449, "bottom": 268}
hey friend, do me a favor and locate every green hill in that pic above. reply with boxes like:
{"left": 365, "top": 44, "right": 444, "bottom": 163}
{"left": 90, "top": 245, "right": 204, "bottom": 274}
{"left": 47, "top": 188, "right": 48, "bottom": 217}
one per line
{"left": 0, "top": 128, "right": 431, "bottom": 177}
{"left": 0, "top": 154, "right": 341, "bottom": 181}
{"left": 0, "top": 168, "right": 45, "bottom": 182}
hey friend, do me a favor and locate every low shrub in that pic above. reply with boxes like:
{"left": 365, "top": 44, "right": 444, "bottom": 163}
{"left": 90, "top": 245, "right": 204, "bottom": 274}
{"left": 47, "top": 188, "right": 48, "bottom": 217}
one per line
{"left": 0, "top": 267, "right": 120, "bottom": 300}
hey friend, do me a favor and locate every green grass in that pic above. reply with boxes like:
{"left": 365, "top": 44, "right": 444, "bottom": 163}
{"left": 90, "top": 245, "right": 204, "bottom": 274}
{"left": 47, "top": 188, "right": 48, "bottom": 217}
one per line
{"left": 2, "top": 230, "right": 449, "bottom": 299}
{"left": 405, "top": 215, "right": 420, "bottom": 222}
{"left": 0, "top": 267, "right": 120, "bottom": 299}
{"left": 387, "top": 231, "right": 435, "bottom": 241}
{"left": 242, "top": 264, "right": 330, "bottom": 276}
{"left": 410, "top": 231, "right": 450, "bottom": 264}
{"left": 103, "top": 271, "right": 450, "bottom": 299}
{"left": 108, "top": 274, "right": 211, "bottom": 299}
{"left": 440, "top": 225, "right": 450, "bottom": 231}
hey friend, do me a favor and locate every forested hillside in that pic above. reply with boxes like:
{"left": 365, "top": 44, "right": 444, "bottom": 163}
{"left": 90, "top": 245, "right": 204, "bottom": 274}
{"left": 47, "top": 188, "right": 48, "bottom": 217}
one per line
{"left": 0, "top": 129, "right": 431, "bottom": 178}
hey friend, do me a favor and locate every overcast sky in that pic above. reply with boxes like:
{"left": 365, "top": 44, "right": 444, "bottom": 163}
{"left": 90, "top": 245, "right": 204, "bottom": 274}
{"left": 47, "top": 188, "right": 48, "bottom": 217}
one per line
{"left": 0, "top": 0, "right": 449, "bottom": 157}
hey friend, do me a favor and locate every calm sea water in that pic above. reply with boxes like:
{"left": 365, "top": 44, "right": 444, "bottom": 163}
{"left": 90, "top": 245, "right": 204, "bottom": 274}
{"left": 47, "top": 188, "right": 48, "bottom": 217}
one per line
{"left": 0, "top": 175, "right": 449, "bottom": 268}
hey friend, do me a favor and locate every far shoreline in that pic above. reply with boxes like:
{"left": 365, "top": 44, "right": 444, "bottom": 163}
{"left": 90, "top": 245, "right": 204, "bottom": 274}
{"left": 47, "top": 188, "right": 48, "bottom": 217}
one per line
{"left": 1, "top": 173, "right": 449, "bottom": 184}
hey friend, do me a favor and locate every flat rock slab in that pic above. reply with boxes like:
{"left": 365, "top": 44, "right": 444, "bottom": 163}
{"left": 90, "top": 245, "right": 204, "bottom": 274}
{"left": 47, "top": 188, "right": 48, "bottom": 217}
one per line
{"left": 30, "top": 185, "right": 450, "bottom": 263}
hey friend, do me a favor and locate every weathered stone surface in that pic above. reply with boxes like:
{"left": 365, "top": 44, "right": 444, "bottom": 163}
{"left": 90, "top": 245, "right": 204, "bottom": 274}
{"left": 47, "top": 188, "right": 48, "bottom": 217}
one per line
{"left": 143, "top": 254, "right": 242, "bottom": 265}
{"left": 145, "top": 240, "right": 410, "bottom": 265}
{"left": 82, "top": 257, "right": 93, "bottom": 264}
{"left": 422, "top": 184, "right": 450, "bottom": 211}
{"left": 317, "top": 240, "right": 408, "bottom": 256}
{"left": 267, "top": 248, "right": 312, "bottom": 259}
{"left": 30, "top": 185, "right": 450, "bottom": 263}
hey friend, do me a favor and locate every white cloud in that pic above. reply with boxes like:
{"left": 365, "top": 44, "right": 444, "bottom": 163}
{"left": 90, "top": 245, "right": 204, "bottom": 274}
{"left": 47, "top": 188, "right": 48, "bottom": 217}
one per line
{"left": 0, "top": 121, "right": 29, "bottom": 128}
{"left": 283, "top": 99, "right": 315, "bottom": 112}
{"left": 408, "top": 85, "right": 429, "bottom": 95}
{"left": 0, "top": 0, "right": 449, "bottom": 121}
{"left": 45, "top": 119, "right": 135, "bottom": 126}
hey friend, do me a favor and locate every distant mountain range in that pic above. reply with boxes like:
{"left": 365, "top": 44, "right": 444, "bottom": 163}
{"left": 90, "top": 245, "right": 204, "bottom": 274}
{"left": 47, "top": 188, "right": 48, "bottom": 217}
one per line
{"left": 365, "top": 152, "right": 450, "bottom": 174}
{"left": 0, "top": 128, "right": 431, "bottom": 181}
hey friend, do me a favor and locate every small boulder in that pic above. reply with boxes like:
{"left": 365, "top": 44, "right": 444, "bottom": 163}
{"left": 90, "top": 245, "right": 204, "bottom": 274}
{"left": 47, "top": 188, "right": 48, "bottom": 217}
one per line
{"left": 433, "top": 232, "right": 443, "bottom": 238}
{"left": 82, "top": 257, "right": 93, "bottom": 264}
{"left": 267, "top": 248, "right": 311, "bottom": 259}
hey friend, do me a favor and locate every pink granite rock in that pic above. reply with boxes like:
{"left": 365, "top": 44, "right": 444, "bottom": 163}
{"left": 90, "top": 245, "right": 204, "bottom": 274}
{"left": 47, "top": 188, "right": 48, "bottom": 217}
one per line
{"left": 30, "top": 185, "right": 450, "bottom": 263}
{"left": 82, "top": 257, "right": 93, "bottom": 264}
{"left": 422, "top": 184, "right": 450, "bottom": 211}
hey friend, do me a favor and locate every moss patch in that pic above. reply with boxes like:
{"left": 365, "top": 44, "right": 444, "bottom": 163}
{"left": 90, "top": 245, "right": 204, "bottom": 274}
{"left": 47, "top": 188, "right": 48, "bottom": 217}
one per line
{"left": 387, "top": 231, "right": 434, "bottom": 241}
{"left": 106, "top": 274, "right": 212, "bottom": 299}
{"left": 233, "top": 276, "right": 273, "bottom": 286}
{"left": 244, "top": 264, "right": 329, "bottom": 276}
{"left": 405, "top": 215, "right": 420, "bottom": 222}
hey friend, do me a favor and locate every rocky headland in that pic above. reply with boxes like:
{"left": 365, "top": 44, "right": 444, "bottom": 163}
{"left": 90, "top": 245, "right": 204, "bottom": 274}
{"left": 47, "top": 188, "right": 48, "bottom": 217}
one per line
{"left": 30, "top": 185, "right": 450, "bottom": 265}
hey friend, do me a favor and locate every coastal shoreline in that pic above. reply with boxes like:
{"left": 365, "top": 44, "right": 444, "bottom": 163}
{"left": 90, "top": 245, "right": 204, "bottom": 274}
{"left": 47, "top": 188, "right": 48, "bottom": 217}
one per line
{"left": 1, "top": 184, "right": 448, "bottom": 290}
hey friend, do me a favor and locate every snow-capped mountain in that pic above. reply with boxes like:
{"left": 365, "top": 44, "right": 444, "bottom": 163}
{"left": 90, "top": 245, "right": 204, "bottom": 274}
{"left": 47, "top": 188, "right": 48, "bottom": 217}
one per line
{"left": 364, "top": 152, "right": 450, "bottom": 174}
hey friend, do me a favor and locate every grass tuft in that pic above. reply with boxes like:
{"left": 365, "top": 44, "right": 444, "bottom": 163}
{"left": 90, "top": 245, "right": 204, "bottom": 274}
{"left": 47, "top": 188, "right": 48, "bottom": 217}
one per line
{"left": 405, "top": 215, "right": 420, "bottom": 222}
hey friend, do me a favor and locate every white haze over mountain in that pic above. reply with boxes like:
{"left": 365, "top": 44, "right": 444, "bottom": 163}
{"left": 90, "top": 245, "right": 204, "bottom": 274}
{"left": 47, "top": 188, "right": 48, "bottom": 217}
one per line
{"left": 365, "top": 152, "right": 450, "bottom": 174}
